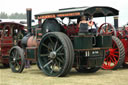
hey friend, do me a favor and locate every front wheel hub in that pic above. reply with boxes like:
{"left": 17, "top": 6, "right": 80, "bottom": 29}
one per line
{"left": 13, "top": 57, "right": 16, "bottom": 61}
{"left": 49, "top": 51, "right": 56, "bottom": 59}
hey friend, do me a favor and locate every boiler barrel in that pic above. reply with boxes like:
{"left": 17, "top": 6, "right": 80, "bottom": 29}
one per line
{"left": 27, "top": 36, "right": 37, "bottom": 47}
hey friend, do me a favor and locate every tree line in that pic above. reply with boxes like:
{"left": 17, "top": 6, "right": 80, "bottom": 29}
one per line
{"left": 0, "top": 12, "right": 26, "bottom": 19}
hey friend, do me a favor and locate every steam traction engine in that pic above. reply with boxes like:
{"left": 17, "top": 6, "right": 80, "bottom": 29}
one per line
{"left": 9, "top": 6, "right": 118, "bottom": 77}
{"left": 0, "top": 22, "right": 26, "bottom": 67}
{"left": 97, "top": 20, "right": 128, "bottom": 69}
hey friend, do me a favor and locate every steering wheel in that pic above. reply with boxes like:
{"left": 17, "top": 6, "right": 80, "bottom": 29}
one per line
{"left": 97, "top": 23, "right": 116, "bottom": 36}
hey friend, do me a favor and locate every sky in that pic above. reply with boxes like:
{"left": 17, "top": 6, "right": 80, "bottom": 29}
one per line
{"left": 0, "top": 0, "right": 128, "bottom": 26}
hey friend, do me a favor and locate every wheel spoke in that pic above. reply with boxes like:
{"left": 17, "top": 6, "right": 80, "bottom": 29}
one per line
{"left": 57, "top": 61, "right": 61, "bottom": 69}
{"left": 48, "top": 36, "right": 54, "bottom": 47}
{"left": 17, "top": 57, "right": 21, "bottom": 61}
{"left": 43, "top": 60, "right": 53, "bottom": 68}
{"left": 16, "top": 61, "right": 20, "bottom": 68}
{"left": 108, "top": 31, "right": 114, "bottom": 35}
{"left": 105, "top": 55, "right": 110, "bottom": 61}
{"left": 56, "top": 45, "right": 63, "bottom": 53}
{"left": 40, "top": 54, "right": 49, "bottom": 57}
{"left": 110, "top": 57, "right": 116, "bottom": 64}
{"left": 111, "top": 54, "right": 119, "bottom": 58}
{"left": 54, "top": 40, "right": 58, "bottom": 51}
{"left": 60, "top": 56, "right": 65, "bottom": 63}
{"left": 56, "top": 57, "right": 63, "bottom": 64}
{"left": 50, "top": 63, "right": 55, "bottom": 74}
{"left": 13, "top": 63, "right": 17, "bottom": 68}
{"left": 106, "top": 57, "right": 109, "bottom": 66}
{"left": 112, "top": 56, "right": 118, "bottom": 63}
{"left": 101, "top": 28, "right": 105, "bottom": 33}
{"left": 113, "top": 43, "right": 116, "bottom": 48}
{"left": 10, "top": 61, "right": 15, "bottom": 64}
{"left": 15, "top": 50, "right": 18, "bottom": 58}
{"left": 106, "top": 25, "right": 109, "bottom": 33}
{"left": 54, "top": 59, "right": 59, "bottom": 67}
{"left": 114, "top": 51, "right": 119, "bottom": 54}
{"left": 42, "top": 43, "right": 52, "bottom": 50}
{"left": 108, "top": 60, "right": 111, "bottom": 66}
{"left": 113, "top": 48, "right": 118, "bottom": 50}
{"left": 11, "top": 52, "right": 15, "bottom": 58}
{"left": 55, "top": 59, "right": 61, "bottom": 69}
{"left": 104, "top": 58, "right": 107, "bottom": 61}
{"left": 57, "top": 53, "right": 64, "bottom": 56}
{"left": 114, "top": 55, "right": 119, "bottom": 58}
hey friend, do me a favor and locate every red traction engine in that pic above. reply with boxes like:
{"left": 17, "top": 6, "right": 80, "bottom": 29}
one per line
{"left": 97, "top": 16, "right": 128, "bottom": 69}
{"left": 0, "top": 22, "right": 26, "bottom": 67}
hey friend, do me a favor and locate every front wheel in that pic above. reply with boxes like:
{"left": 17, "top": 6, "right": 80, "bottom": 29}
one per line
{"left": 9, "top": 46, "right": 25, "bottom": 73}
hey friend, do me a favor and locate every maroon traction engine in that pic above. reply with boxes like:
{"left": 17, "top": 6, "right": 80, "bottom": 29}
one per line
{"left": 0, "top": 22, "right": 25, "bottom": 67}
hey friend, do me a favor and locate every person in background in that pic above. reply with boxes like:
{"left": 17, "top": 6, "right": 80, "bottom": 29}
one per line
{"left": 78, "top": 16, "right": 93, "bottom": 33}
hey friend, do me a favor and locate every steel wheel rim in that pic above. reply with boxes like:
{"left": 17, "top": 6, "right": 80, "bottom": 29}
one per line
{"left": 38, "top": 34, "right": 66, "bottom": 76}
{"left": 102, "top": 40, "right": 119, "bottom": 69}
{"left": 9, "top": 48, "right": 22, "bottom": 72}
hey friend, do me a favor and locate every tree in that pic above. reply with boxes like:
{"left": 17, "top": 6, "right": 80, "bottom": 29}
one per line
{"left": 9, "top": 13, "right": 26, "bottom": 19}
{"left": 0, "top": 12, "right": 26, "bottom": 19}
{"left": 0, "top": 12, "right": 8, "bottom": 19}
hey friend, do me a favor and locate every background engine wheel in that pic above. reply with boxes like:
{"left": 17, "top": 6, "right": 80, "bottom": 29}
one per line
{"left": 38, "top": 32, "right": 74, "bottom": 77}
{"left": 102, "top": 36, "right": 125, "bottom": 69}
{"left": 97, "top": 23, "right": 116, "bottom": 36}
{"left": 9, "top": 46, "right": 25, "bottom": 73}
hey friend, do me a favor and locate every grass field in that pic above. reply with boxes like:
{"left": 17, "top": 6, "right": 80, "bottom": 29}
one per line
{"left": 0, "top": 65, "right": 128, "bottom": 85}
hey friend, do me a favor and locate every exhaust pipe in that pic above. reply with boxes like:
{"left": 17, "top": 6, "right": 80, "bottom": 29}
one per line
{"left": 114, "top": 16, "right": 118, "bottom": 29}
{"left": 26, "top": 8, "right": 32, "bottom": 34}
{"left": 21, "top": 8, "right": 32, "bottom": 48}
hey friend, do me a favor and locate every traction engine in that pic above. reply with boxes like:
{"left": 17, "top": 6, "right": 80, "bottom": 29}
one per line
{"left": 97, "top": 16, "right": 128, "bottom": 69}
{"left": 9, "top": 6, "right": 116, "bottom": 77}
{"left": 0, "top": 22, "right": 25, "bottom": 67}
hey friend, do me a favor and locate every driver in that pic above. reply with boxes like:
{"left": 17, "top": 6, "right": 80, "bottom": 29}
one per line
{"left": 88, "top": 16, "right": 98, "bottom": 33}
{"left": 78, "top": 16, "right": 93, "bottom": 33}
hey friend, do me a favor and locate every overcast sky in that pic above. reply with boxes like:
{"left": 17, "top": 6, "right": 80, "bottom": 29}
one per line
{"left": 0, "top": 0, "right": 128, "bottom": 26}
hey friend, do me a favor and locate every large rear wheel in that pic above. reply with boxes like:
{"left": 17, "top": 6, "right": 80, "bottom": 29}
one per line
{"left": 38, "top": 32, "right": 74, "bottom": 77}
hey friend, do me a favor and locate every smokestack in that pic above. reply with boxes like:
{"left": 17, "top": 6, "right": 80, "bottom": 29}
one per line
{"left": 114, "top": 16, "right": 118, "bottom": 29}
{"left": 26, "top": 8, "right": 32, "bottom": 34}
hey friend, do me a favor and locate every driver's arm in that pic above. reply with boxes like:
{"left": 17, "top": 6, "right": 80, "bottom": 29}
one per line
{"left": 88, "top": 21, "right": 93, "bottom": 27}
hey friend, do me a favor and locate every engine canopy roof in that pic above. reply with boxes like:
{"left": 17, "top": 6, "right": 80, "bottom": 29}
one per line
{"left": 35, "top": 6, "right": 119, "bottom": 19}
